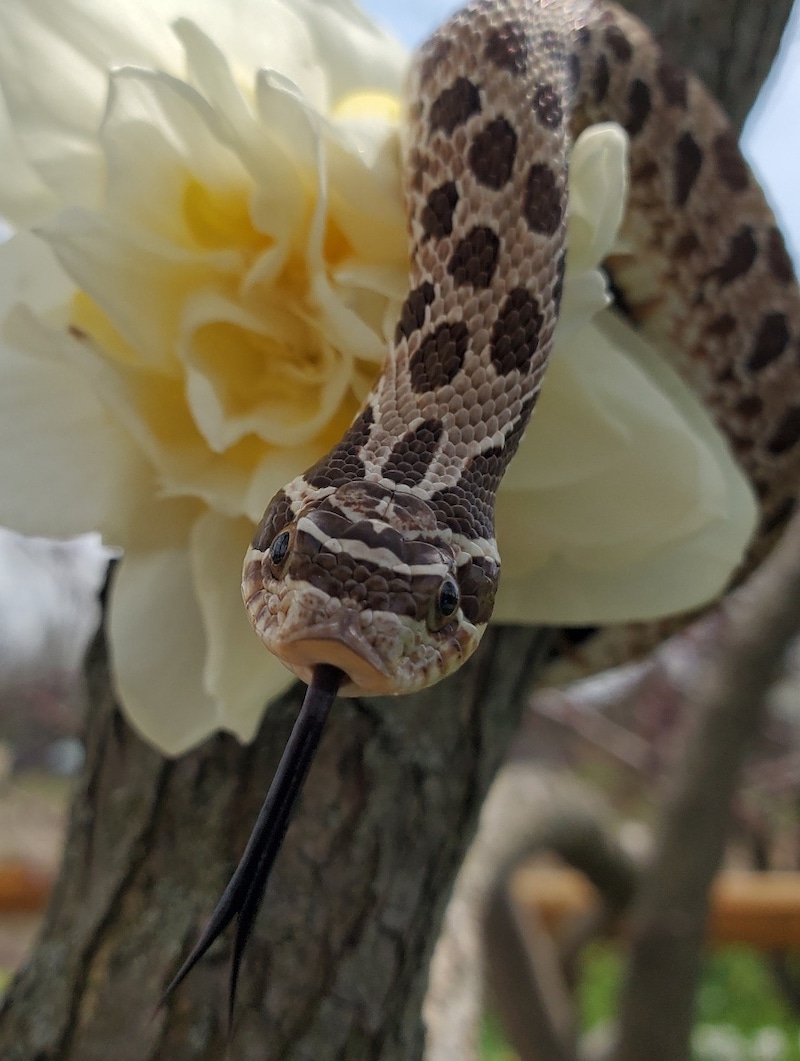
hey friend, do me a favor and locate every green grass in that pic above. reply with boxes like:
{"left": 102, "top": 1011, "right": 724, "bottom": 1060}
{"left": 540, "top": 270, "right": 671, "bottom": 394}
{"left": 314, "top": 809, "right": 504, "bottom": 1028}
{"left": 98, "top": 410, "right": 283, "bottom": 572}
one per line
{"left": 483, "top": 945, "right": 800, "bottom": 1060}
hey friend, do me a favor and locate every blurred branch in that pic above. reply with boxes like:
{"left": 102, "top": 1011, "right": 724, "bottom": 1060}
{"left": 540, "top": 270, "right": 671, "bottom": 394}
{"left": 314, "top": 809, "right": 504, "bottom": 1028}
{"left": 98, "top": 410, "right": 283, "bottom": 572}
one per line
{"left": 615, "top": 508, "right": 800, "bottom": 1061}
{"left": 426, "top": 766, "right": 638, "bottom": 1061}
{"left": 623, "top": 0, "right": 795, "bottom": 128}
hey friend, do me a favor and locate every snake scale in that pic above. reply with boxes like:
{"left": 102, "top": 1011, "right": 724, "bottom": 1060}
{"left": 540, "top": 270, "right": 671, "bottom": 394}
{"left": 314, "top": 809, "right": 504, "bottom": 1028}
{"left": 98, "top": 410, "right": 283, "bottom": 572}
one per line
{"left": 166, "top": 0, "right": 800, "bottom": 1009}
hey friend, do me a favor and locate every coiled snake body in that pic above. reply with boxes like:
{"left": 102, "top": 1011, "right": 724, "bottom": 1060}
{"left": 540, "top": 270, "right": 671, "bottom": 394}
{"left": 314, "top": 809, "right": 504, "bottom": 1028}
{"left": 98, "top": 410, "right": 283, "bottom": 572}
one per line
{"left": 168, "top": 0, "right": 800, "bottom": 1007}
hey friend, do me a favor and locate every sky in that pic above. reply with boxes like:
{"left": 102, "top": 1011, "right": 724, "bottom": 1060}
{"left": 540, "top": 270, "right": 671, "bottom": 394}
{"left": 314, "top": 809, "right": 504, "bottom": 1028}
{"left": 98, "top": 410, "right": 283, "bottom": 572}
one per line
{"left": 360, "top": 0, "right": 800, "bottom": 268}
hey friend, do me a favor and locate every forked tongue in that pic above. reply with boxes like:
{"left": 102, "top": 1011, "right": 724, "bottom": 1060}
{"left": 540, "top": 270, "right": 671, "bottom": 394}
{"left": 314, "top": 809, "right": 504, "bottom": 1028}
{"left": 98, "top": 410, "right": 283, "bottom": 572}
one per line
{"left": 160, "top": 663, "right": 344, "bottom": 1024}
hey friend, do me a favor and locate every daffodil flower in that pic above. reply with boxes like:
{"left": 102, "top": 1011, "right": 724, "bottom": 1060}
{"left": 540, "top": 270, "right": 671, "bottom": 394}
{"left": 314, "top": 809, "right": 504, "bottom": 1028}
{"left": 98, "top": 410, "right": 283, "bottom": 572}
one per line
{"left": 0, "top": 0, "right": 755, "bottom": 753}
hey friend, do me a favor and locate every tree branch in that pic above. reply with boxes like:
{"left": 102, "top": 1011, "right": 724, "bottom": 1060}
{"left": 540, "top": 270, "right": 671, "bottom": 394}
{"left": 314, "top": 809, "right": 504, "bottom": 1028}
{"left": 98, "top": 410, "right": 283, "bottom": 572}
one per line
{"left": 615, "top": 509, "right": 800, "bottom": 1061}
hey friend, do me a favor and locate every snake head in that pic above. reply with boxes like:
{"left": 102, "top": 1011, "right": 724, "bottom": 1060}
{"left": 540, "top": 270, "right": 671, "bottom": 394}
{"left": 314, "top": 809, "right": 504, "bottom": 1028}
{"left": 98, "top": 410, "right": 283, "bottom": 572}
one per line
{"left": 242, "top": 480, "right": 498, "bottom": 695}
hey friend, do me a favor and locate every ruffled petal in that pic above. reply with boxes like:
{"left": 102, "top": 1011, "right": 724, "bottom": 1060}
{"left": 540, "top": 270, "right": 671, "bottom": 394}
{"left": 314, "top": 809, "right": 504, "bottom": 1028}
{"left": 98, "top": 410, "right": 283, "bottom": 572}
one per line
{"left": 108, "top": 528, "right": 219, "bottom": 756}
{"left": 0, "top": 233, "right": 151, "bottom": 542}
{"left": 0, "top": 0, "right": 186, "bottom": 216}
{"left": 564, "top": 123, "right": 628, "bottom": 271}
{"left": 494, "top": 311, "right": 757, "bottom": 623}
{"left": 0, "top": 91, "right": 58, "bottom": 226}
{"left": 190, "top": 511, "right": 296, "bottom": 743}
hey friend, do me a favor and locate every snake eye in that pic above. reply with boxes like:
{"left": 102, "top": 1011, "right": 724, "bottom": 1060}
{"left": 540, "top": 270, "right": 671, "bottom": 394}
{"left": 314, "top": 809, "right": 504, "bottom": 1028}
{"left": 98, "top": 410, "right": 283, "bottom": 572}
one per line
{"left": 438, "top": 579, "right": 460, "bottom": 617}
{"left": 269, "top": 530, "right": 291, "bottom": 567}
{"left": 427, "top": 578, "right": 460, "bottom": 632}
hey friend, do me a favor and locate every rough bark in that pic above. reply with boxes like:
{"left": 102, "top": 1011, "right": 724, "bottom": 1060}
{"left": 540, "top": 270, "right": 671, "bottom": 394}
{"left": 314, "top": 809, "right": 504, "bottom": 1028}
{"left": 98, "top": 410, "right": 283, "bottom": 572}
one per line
{"left": 0, "top": 605, "right": 551, "bottom": 1059}
{"left": 0, "top": 0, "right": 793, "bottom": 1058}
{"left": 624, "top": 0, "right": 795, "bottom": 129}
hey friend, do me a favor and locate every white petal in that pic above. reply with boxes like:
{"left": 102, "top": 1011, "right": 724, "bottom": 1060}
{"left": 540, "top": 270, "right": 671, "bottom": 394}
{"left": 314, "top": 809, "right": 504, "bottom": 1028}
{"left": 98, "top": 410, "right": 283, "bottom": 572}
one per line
{"left": 181, "top": 291, "right": 352, "bottom": 450}
{"left": 100, "top": 67, "right": 255, "bottom": 244}
{"left": 0, "top": 90, "right": 58, "bottom": 226}
{"left": 172, "top": 18, "right": 304, "bottom": 212}
{"left": 180, "top": 0, "right": 406, "bottom": 109}
{"left": 565, "top": 123, "right": 628, "bottom": 271}
{"left": 325, "top": 117, "right": 406, "bottom": 266}
{"left": 0, "top": 0, "right": 185, "bottom": 214}
{"left": 38, "top": 207, "right": 235, "bottom": 370}
{"left": 287, "top": 0, "right": 407, "bottom": 103}
{"left": 0, "top": 233, "right": 150, "bottom": 542}
{"left": 190, "top": 511, "right": 295, "bottom": 743}
{"left": 494, "top": 311, "right": 757, "bottom": 623}
{"left": 108, "top": 535, "right": 220, "bottom": 756}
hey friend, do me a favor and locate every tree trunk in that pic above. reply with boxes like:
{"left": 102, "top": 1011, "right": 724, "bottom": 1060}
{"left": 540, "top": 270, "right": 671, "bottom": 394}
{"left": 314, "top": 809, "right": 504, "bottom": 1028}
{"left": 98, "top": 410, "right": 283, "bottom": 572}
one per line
{"left": 0, "top": 0, "right": 791, "bottom": 1057}
{"left": 0, "top": 601, "right": 552, "bottom": 1059}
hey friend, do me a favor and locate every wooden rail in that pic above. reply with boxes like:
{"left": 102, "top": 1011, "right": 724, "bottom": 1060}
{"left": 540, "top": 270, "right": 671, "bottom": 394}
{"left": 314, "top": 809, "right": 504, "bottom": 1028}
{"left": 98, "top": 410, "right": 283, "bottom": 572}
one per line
{"left": 512, "top": 865, "right": 800, "bottom": 950}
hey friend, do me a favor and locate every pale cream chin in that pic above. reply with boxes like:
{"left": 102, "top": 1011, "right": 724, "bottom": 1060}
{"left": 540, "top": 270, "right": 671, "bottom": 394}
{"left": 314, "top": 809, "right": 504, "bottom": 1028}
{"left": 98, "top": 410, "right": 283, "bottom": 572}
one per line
{"left": 263, "top": 615, "right": 485, "bottom": 697}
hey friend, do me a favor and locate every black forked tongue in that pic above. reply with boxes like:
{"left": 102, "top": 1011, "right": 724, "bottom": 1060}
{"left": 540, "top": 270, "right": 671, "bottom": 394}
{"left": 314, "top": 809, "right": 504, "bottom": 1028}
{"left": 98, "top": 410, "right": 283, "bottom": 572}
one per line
{"left": 160, "top": 663, "right": 343, "bottom": 1025}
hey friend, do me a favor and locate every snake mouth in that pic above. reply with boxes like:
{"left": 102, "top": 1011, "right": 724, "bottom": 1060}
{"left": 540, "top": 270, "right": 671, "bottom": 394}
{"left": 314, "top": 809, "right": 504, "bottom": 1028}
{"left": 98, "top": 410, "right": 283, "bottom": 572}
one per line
{"left": 274, "top": 619, "right": 394, "bottom": 696}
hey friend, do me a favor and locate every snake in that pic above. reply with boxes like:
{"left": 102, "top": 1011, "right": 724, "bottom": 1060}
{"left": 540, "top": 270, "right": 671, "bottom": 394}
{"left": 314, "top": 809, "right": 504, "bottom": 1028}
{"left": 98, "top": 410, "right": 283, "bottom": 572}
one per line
{"left": 163, "top": 0, "right": 800, "bottom": 1012}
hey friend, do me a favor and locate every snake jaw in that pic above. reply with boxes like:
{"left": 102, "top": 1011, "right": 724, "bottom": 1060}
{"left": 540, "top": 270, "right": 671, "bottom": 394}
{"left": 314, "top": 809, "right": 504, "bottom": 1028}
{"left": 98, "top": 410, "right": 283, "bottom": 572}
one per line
{"left": 269, "top": 618, "right": 393, "bottom": 693}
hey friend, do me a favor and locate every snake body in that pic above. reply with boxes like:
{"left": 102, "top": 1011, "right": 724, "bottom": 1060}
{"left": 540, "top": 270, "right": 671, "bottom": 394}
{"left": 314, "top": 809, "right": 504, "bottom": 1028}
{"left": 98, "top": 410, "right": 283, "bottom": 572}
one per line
{"left": 242, "top": 0, "right": 800, "bottom": 694}
{"left": 165, "top": 0, "right": 800, "bottom": 1011}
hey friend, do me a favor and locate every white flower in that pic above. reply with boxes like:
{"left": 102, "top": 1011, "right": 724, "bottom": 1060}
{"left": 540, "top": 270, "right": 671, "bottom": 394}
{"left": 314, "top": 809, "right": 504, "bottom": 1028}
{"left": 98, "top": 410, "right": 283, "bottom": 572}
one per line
{"left": 0, "top": 0, "right": 755, "bottom": 754}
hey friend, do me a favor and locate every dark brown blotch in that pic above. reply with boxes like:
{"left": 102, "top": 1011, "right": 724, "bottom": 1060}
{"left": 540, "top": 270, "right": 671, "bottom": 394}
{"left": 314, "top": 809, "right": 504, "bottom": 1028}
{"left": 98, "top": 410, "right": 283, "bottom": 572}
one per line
{"left": 429, "top": 77, "right": 481, "bottom": 136}
{"left": 382, "top": 418, "right": 444, "bottom": 486}
{"left": 657, "top": 56, "right": 688, "bottom": 107}
{"left": 524, "top": 163, "right": 563, "bottom": 235}
{"left": 766, "top": 227, "right": 795, "bottom": 284}
{"left": 604, "top": 24, "right": 633, "bottom": 62}
{"left": 625, "top": 78, "right": 651, "bottom": 136}
{"left": 674, "top": 130, "right": 703, "bottom": 207}
{"left": 632, "top": 160, "right": 659, "bottom": 183}
{"left": 706, "top": 313, "right": 737, "bottom": 337}
{"left": 734, "top": 395, "right": 763, "bottom": 420}
{"left": 409, "top": 320, "right": 469, "bottom": 393}
{"left": 713, "top": 130, "right": 749, "bottom": 192}
{"left": 468, "top": 117, "right": 518, "bottom": 189}
{"left": 484, "top": 20, "right": 528, "bottom": 75}
{"left": 306, "top": 406, "right": 374, "bottom": 489}
{"left": 710, "top": 225, "right": 758, "bottom": 286}
{"left": 395, "top": 281, "right": 436, "bottom": 343}
{"left": 767, "top": 407, "right": 800, "bottom": 455}
{"left": 534, "top": 83, "right": 563, "bottom": 129}
{"left": 447, "top": 226, "right": 501, "bottom": 288}
{"left": 593, "top": 52, "right": 610, "bottom": 103}
{"left": 421, "top": 181, "right": 459, "bottom": 241}
{"left": 674, "top": 231, "right": 700, "bottom": 258}
{"left": 490, "top": 287, "right": 543, "bottom": 375}
{"left": 746, "top": 312, "right": 790, "bottom": 372}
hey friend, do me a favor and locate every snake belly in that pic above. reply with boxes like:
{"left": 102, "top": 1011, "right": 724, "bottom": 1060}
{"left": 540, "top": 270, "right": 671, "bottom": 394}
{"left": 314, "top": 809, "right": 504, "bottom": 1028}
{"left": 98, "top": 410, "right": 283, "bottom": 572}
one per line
{"left": 242, "top": 0, "right": 800, "bottom": 696}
